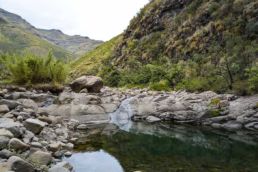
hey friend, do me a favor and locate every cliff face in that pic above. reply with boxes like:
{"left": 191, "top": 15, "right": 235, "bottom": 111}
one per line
{"left": 73, "top": 0, "right": 258, "bottom": 94}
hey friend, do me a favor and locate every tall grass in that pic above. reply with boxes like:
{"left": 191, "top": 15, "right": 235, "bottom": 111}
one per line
{"left": 0, "top": 53, "right": 69, "bottom": 85}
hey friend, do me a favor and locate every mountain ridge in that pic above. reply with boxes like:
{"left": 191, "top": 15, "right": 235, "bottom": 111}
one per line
{"left": 0, "top": 8, "right": 102, "bottom": 57}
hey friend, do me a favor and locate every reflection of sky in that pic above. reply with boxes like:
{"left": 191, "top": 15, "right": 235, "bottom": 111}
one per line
{"left": 65, "top": 150, "right": 124, "bottom": 172}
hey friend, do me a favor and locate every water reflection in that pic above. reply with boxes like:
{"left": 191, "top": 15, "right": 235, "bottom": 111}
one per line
{"left": 67, "top": 122, "right": 258, "bottom": 172}
{"left": 64, "top": 150, "right": 124, "bottom": 172}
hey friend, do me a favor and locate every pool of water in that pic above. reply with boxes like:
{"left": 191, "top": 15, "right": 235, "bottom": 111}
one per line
{"left": 65, "top": 122, "right": 258, "bottom": 172}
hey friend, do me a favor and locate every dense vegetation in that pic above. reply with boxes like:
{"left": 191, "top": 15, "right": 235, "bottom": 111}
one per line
{"left": 72, "top": 0, "right": 258, "bottom": 95}
{"left": 0, "top": 53, "right": 69, "bottom": 85}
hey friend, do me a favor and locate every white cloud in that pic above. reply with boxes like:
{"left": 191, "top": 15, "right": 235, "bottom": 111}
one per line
{"left": 0, "top": 0, "right": 149, "bottom": 41}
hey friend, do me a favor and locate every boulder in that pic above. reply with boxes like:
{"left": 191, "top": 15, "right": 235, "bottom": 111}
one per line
{"left": 0, "top": 118, "right": 23, "bottom": 137}
{"left": 18, "top": 99, "right": 38, "bottom": 112}
{"left": 7, "top": 156, "right": 35, "bottom": 172}
{"left": 0, "top": 99, "right": 20, "bottom": 110}
{"left": 28, "top": 151, "right": 52, "bottom": 166}
{"left": 8, "top": 138, "right": 29, "bottom": 152}
{"left": 70, "top": 76, "right": 103, "bottom": 93}
{"left": 0, "top": 105, "right": 9, "bottom": 114}
{"left": 24, "top": 119, "right": 46, "bottom": 134}
{"left": 0, "top": 149, "right": 14, "bottom": 159}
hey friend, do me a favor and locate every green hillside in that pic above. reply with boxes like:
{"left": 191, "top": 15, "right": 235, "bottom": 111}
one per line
{"left": 0, "top": 20, "right": 71, "bottom": 58}
{"left": 0, "top": 8, "right": 102, "bottom": 58}
{"left": 72, "top": 0, "right": 258, "bottom": 94}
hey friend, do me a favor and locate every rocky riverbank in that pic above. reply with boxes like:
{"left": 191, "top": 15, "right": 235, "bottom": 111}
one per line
{"left": 0, "top": 76, "right": 257, "bottom": 171}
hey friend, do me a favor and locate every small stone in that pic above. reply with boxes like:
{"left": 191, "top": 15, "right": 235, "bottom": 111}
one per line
{"left": 8, "top": 138, "right": 29, "bottom": 152}
{"left": 0, "top": 129, "right": 14, "bottom": 138}
{"left": 53, "top": 151, "right": 64, "bottom": 159}
{"left": 48, "top": 142, "right": 62, "bottom": 152}
{"left": 0, "top": 105, "right": 9, "bottom": 114}
{"left": 64, "top": 151, "right": 72, "bottom": 157}
{"left": 17, "top": 116, "right": 23, "bottom": 122}
{"left": 30, "top": 142, "right": 43, "bottom": 148}
{"left": 76, "top": 124, "right": 88, "bottom": 130}
{"left": 64, "top": 143, "right": 74, "bottom": 150}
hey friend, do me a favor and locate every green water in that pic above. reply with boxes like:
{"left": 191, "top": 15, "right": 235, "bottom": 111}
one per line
{"left": 65, "top": 123, "right": 258, "bottom": 172}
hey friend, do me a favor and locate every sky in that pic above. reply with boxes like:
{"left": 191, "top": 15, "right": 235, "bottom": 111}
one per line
{"left": 0, "top": 0, "right": 149, "bottom": 41}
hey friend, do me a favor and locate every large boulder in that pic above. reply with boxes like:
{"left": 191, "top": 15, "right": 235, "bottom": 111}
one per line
{"left": 70, "top": 76, "right": 103, "bottom": 93}
{"left": 7, "top": 156, "right": 35, "bottom": 172}
{"left": 24, "top": 119, "right": 46, "bottom": 134}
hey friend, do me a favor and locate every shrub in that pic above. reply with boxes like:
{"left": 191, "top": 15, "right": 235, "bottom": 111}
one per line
{"left": 149, "top": 80, "right": 170, "bottom": 91}
{"left": 246, "top": 66, "right": 258, "bottom": 93}
{"left": 210, "top": 98, "right": 221, "bottom": 106}
{"left": 0, "top": 53, "right": 68, "bottom": 85}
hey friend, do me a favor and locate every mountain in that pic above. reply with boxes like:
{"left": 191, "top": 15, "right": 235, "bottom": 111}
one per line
{"left": 0, "top": 8, "right": 102, "bottom": 58}
{"left": 72, "top": 0, "right": 258, "bottom": 94}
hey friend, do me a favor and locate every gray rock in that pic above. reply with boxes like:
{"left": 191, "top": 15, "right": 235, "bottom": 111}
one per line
{"left": 0, "top": 99, "right": 19, "bottom": 110}
{"left": 0, "top": 129, "right": 14, "bottom": 138}
{"left": 18, "top": 99, "right": 38, "bottom": 112}
{"left": 8, "top": 138, "right": 29, "bottom": 152}
{"left": 24, "top": 119, "right": 46, "bottom": 134}
{"left": 222, "top": 122, "right": 242, "bottom": 131}
{"left": 48, "top": 142, "right": 62, "bottom": 152}
{"left": 0, "top": 149, "right": 14, "bottom": 159}
{"left": 30, "top": 142, "right": 42, "bottom": 148}
{"left": 0, "top": 118, "right": 23, "bottom": 137}
{"left": 146, "top": 116, "right": 162, "bottom": 123}
{"left": 0, "top": 105, "right": 9, "bottom": 114}
{"left": 70, "top": 75, "right": 103, "bottom": 93}
{"left": 28, "top": 151, "right": 52, "bottom": 165}
{"left": 7, "top": 156, "right": 35, "bottom": 172}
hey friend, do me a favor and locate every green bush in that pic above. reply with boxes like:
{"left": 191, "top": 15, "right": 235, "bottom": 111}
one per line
{"left": 149, "top": 80, "right": 170, "bottom": 91}
{"left": 0, "top": 53, "right": 68, "bottom": 85}
{"left": 246, "top": 66, "right": 258, "bottom": 93}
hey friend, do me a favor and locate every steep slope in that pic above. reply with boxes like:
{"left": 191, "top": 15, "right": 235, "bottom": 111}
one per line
{"left": 0, "top": 8, "right": 102, "bottom": 58}
{"left": 73, "top": 0, "right": 258, "bottom": 94}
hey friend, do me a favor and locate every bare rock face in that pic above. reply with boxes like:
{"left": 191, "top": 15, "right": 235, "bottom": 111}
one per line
{"left": 70, "top": 76, "right": 103, "bottom": 93}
